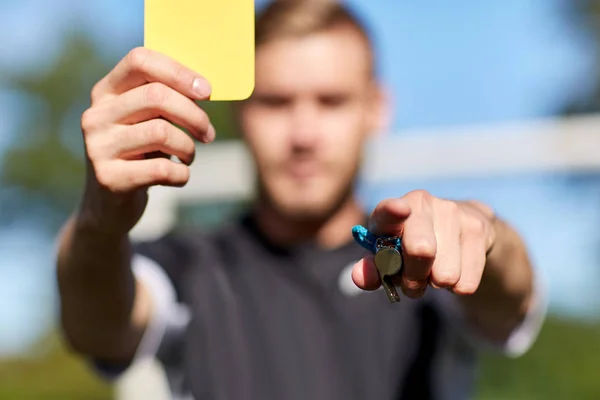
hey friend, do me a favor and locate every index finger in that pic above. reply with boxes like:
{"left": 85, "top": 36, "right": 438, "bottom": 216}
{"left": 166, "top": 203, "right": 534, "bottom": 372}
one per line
{"left": 368, "top": 198, "right": 412, "bottom": 236}
{"left": 93, "top": 47, "right": 212, "bottom": 102}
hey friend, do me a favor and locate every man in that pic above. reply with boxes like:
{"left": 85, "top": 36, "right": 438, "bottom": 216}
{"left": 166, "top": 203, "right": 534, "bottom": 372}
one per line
{"left": 56, "top": 1, "right": 546, "bottom": 399}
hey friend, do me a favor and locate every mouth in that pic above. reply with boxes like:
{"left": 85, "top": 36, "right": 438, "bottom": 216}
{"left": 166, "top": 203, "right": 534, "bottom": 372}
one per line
{"left": 285, "top": 161, "right": 321, "bottom": 180}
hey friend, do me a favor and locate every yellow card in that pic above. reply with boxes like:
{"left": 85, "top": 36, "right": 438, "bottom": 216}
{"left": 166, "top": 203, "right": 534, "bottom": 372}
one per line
{"left": 144, "top": 0, "right": 255, "bottom": 101}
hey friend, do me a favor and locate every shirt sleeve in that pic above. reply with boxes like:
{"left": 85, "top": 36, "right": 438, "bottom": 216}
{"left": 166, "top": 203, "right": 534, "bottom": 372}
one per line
{"left": 433, "top": 268, "right": 548, "bottom": 358}
{"left": 131, "top": 254, "right": 191, "bottom": 364}
{"left": 92, "top": 249, "right": 191, "bottom": 380}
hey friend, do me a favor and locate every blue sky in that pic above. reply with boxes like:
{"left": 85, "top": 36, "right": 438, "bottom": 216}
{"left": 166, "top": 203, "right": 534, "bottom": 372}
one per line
{"left": 0, "top": 0, "right": 599, "bottom": 356}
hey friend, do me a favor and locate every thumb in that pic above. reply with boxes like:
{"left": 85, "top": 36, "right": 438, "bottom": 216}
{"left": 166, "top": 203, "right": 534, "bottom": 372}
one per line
{"left": 351, "top": 254, "right": 381, "bottom": 291}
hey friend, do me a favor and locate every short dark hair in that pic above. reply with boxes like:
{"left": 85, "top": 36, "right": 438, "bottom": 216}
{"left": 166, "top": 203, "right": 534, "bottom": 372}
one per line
{"left": 255, "top": 0, "right": 376, "bottom": 76}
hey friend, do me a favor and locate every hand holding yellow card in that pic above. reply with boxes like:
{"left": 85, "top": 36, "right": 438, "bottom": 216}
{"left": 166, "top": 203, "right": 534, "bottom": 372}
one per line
{"left": 144, "top": 0, "right": 255, "bottom": 101}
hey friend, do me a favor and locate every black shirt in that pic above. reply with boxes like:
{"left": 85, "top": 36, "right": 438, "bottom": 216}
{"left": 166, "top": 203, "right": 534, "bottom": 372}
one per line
{"left": 105, "top": 213, "right": 542, "bottom": 400}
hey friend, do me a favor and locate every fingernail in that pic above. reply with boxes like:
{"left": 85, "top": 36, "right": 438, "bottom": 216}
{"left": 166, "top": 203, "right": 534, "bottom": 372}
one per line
{"left": 192, "top": 78, "right": 212, "bottom": 98}
{"left": 204, "top": 123, "right": 216, "bottom": 143}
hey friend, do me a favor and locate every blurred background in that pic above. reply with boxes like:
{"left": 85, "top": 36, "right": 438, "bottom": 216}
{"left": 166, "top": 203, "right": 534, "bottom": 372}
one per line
{"left": 1, "top": 0, "right": 600, "bottom": 398}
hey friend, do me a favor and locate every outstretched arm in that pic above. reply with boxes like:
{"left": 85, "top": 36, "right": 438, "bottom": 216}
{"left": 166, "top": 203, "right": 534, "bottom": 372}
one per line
{"left": 57, "top": 47, "right": 213, "bottom": 364}
{"left": 352, "top": 191, "right": 539, "bottom": 346}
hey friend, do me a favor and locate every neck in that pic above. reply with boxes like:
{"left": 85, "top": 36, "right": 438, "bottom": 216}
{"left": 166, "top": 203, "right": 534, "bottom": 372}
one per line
{"left": 252, "top": 195, "right": 365, "bottom": 249}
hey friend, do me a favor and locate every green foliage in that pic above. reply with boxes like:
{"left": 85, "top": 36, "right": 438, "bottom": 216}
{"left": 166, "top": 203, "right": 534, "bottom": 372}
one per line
{"left": 1, "top": 315, "right": 599, "bottom": 399}
{"left": 0, "top": 32, "right": 106, "bottom": 229}
{"left": 563, "top": 0, "right": 600, "bottom": 114}
{"left": 476, "top": 315, "right": 600, "bottom": 400}
{"left": 0, "top": 29, "right": 243, "bottom": 398}
{"left": 0, "top": 334, "right": 112, "bottom": 400}
{"left": 0, "top": 32, "right": 240, "bottom": 233}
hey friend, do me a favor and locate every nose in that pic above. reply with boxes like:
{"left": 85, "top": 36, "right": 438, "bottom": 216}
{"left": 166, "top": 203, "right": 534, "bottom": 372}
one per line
{"left": 289, "top": 100, "right": 321, "bottom": 150}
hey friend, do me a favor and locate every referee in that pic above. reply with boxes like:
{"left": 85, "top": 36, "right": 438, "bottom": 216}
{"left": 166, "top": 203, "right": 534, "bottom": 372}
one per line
{"left": 56, "top": 1, "right": 546, "bottom": 399}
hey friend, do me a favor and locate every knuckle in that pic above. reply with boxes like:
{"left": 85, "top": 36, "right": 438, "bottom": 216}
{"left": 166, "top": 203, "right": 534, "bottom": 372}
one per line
{"left": 406, "top": 189, "right": 431, "bottom": 202}
{"left": 146, "top": 119, "right": 170, "bottom": 146}
{"left": 404, "top": 239, "right": 436, "bottom": 259}
{"left": 172, "top": 63, "right": 190, "bottom": 86}
{"left": 432, "top": 270, "right": 460, "bottom": 287}
{"left": 440, "top": 199, "right": 459, "bottom": 215}
{"left": 143, "top": 83, "right": 170, "bottom": 107}
{"left": 468, "top": 216, "right": 487, "bottom": 236}
{"left": 94, "top": 164, "right": 116, "bottom": 189}
{"left": 90, "top": 82, "right": 103, "bottom": 104}
{"left": 80, "top": 108, "right": 98, "bottom": 132}
{"left": 127, "top": 47, "right": 150, "bottom": 71}
{"left": 85, "top": 136, "right": 106, "bottom": 162}
{"left": 150, "top": 158, "right": 173, "bottom": 182}
{"left": 403, "top": 189, "right": 432, "bottom": 210}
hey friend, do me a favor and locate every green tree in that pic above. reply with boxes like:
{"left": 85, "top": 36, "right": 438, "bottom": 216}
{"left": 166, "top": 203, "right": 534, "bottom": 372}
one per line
{"left": 0, "top": 30, "right": 241, "bottom": 399}
{"left": 0, "top": 32, "right": 240, "bottom": 233}
{"left": 0, "top": 32, "right": 104, "bottom": 230}
{"left": 563, "top": 0, "right": 600, "bottom": 114}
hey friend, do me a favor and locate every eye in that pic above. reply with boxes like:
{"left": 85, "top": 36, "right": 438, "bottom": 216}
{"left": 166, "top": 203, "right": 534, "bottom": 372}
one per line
{"left": 254, "top": 95, "right": 291, "bottom": 109}
{"left": 319, "top": 94, "right": 349, "bottom": 108}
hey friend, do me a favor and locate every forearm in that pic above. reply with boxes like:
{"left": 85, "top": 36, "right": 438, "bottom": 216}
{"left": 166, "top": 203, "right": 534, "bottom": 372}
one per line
{"left": 458, "top": 217, "right": 535, "bottom": 343}
{"left": 56, "top": 214, "right": 149, "bottom": 363}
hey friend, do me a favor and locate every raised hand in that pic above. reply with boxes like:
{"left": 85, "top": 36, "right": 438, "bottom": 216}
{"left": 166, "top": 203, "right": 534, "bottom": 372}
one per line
{"left": 77, "top": 47, "right": 214, "bottom": 234}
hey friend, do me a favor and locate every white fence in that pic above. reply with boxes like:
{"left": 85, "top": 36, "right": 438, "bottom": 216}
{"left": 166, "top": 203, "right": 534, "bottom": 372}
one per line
{"left": 130, "top": 114, "right": 600, "bottom": 241}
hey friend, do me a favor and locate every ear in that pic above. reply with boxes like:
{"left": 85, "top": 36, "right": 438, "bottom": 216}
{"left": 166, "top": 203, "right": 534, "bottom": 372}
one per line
{"left": 368, "top": 82, "right": 393, "bottom": 137}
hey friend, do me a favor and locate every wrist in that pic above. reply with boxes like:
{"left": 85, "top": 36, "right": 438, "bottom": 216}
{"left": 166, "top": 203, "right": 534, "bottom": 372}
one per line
{"left": 58, "top": 213, "right": 131, "bottom": 275}
{"left": 77, "top": 184, "right": 147, "bottom": 236}
{"left": 72, "top": 210, "right": 129, "bottom": 243}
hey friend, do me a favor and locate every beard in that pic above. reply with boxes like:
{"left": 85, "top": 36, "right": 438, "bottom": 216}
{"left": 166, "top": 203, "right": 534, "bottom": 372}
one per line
{"left": 255, "top": 168, "right": 359, "bottom": 225}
